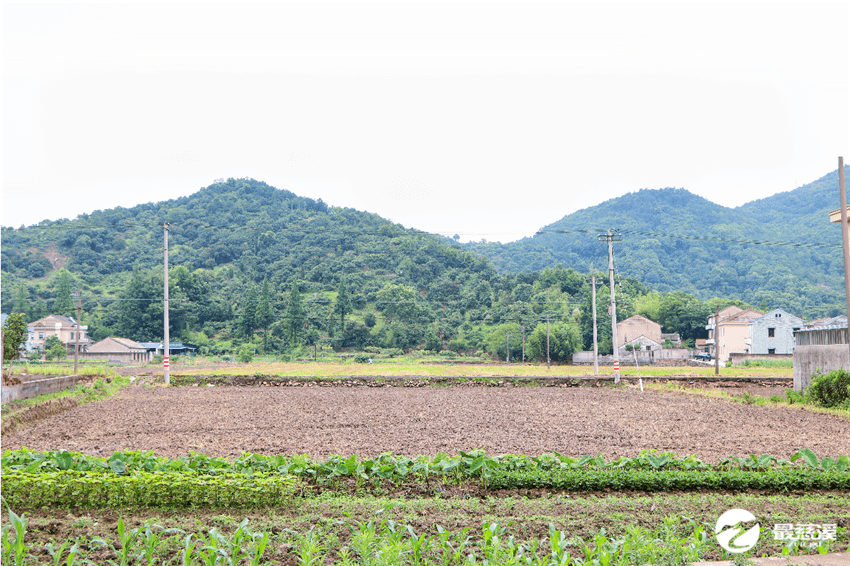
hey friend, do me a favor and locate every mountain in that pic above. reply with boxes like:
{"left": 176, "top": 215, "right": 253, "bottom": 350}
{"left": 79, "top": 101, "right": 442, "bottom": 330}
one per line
{"left": 0, "top": 178, "right": 536, "bottom": 353}
{"left": 465, "top": 167, "right": 850, "bottom": 319}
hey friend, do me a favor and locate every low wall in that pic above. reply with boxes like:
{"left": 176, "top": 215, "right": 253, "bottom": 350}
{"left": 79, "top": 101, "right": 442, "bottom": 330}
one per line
{"left": 729, "top": 353, "right": 793, "bottom": 366}
{"left": 1, "top": 374, "right": 83, "bottom": 404}
{"left": 793, "top": 344, "right": 850, "bottom": 391}
{"left": 573, "top": 350, "right": 692, "bottom": 365}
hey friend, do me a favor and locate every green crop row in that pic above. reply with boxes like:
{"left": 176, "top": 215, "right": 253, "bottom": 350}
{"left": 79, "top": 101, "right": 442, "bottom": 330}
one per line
{"left": 4, "top": 507, "right": 842, "bottom": 566}
{"left": 0, "top": 471, "right": 302, "bottom": 509}
{"left": 3, "top": 448, "right": 847, "bottom": 480}
{"left": 487, "top": 467, "right": 850, "bottom": 492}
{"left": 2, "top": 466, "right": 847, "bottom": 510}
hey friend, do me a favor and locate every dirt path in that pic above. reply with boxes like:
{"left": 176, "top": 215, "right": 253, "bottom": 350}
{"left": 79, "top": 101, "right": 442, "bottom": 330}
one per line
{"left": 3, "top": 385, "right": 848, "bottom": 460}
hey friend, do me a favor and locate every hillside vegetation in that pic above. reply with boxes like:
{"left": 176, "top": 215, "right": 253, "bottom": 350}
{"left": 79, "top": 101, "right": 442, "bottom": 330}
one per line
{"left": 1, "top": 173, "right": 839, "bottom": 359}
{"left": 466, "top": 167, "right": 850, "bottom": 319}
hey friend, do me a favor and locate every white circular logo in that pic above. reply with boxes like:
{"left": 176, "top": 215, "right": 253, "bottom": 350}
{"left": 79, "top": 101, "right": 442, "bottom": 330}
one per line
{"left": 714, "top": 509, "right": 760, "bottom": 554}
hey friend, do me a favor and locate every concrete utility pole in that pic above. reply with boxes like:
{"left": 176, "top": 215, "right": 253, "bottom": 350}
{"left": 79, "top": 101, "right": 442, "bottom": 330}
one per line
{"left": 838, "top": 157, "right": 850, "bottom": 357}
{"left": 72, "top": 292, "right": 81, "bottom": 375}
{"left": 715, "top": 305, "right": 720, "bottom": 376}
{"left": 521, "top": 325, "right": 526, "bottom": 362}
{"left": 546, "top": 314, "right": 551, "bottom": 370}
{"left": 505, "top": 332, "right": 511, "bottom": 363}
{"left": 598, "top": 229, "right": 622, "bottom": 383}
{"left": 591, "top": 276, "right": 599, "bottom": 376}
{"left": 164, "top": 222, "right": 170, "bottom": 385}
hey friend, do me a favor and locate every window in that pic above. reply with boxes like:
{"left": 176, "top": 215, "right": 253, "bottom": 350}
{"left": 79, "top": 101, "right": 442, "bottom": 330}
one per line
{"left": 768, "top": 348, "right": 776, "bottom": 355}
{"left": 38, "top": 332, "right": 44, "bottom": 339}
{"left": 768, "top": 328, "right": 775, "bottom": 338}
{"left": 70, "top": 332, "right": 74, "bottom": 339}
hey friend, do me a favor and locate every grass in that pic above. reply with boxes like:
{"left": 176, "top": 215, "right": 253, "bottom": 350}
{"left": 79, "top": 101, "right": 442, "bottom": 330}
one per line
{"left": 170, "top": 359, "right": 793, "bottom": 378}
{"left": 646, "top": 381, "right": 850, "bottom": 420}
{"left": 0, "top": 372, "right": 129, "bottom": 429}
{"left": 14, "top": 362, "right": 116, "bottom": 377}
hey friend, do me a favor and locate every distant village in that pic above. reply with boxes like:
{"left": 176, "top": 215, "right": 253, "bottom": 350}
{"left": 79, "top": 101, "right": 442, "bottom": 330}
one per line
{"left": 14, "top": 305, "right": 846, "bottom": 367}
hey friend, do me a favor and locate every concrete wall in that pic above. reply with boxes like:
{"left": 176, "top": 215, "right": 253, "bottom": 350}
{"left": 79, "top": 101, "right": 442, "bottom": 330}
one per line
{"left": 793, "top": 344, "right": 850, "bottom": 391}
{"left": 573, "top": 349, "right": 692, "bottom": 364}
{"left": 729, "top": 353, "right": 793, "bottom": 366}
{"left": 1, "top": 374, "right": 83, "bottom": 404}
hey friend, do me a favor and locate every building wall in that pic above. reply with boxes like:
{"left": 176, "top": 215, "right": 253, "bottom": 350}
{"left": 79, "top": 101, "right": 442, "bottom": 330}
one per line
{"left": 26, "top": 320, "right": 89, "bottom": 353}
{"left": 750, "top": 311, "right": 805, "bottom": 355}
{"left": 793, "top": 344, "right": 850, "bottom": 391}
{"left": 717, "top": 324, "right": 751, "bottom": 362}
{"left": 617, "top": 316, "right": 661, "bottom": 347}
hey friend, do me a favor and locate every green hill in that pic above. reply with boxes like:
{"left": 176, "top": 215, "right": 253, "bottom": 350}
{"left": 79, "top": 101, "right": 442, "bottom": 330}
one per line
{"left": 465, "top": 167, "right": 850, "bottom": 319}
{"left": 1, "top": 178, "right": 591, "bottom": 358}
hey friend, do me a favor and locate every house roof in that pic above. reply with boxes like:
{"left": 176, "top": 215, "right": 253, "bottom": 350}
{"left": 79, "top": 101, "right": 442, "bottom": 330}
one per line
{"left": 806, "top": 315, "right": 847, "bottom": 329}
{"left": 28, "top": 314, "right": 80, "bottom": 328}
{"left": 88, "top": 337, "right": 147, "bottom": 353}
{"left": 753, "top": 308, "right": 805, "bottom": 326}
{"left": 717, "top": 305, "right": 744, "bottom": 320}
{"left": 718, "top": 308, "right": 764, "bottom": 325}
{"left": 619, "top": 314, "right": 661, "bottom": 327}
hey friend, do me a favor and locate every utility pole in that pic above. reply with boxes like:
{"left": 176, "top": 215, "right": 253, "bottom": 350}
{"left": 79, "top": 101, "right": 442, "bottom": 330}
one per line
{"left": 598, "top": 229, "right": 622, "bottom": 383}
{"left": 839, "top": 157, "right": 850, "bottom": 360}
{"left": 164, "top": 222, "right": 170, "bottom": 385}
{"left": 72, "top": 292, "right": 81, "bottom": 375}
{"left": 591, "top": 276, "right": 599, "bottom": 376}
{"left": 505, "top": 332, "right": 511, "bottom": 363}
{"left": 521, "top": 325, "right": 526, "bottom": 362}
{"left": 546, "top": 314, "right": 551, "bottom": 370}
{"left": 714, "top": 305, "right": 720, "bottom": 376}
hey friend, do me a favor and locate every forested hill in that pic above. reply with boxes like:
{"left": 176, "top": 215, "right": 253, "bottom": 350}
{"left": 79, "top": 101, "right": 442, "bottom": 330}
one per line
{"left": 1, "top": 178, "right": 530, "bottom": 353}
{"left": 465, "top": 167, "right": 850, "bottom": 319}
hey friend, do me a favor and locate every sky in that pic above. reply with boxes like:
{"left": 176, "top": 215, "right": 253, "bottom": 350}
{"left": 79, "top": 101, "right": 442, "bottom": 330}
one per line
{"left": 3, "top": 1, "right": 848, "bottom": 243}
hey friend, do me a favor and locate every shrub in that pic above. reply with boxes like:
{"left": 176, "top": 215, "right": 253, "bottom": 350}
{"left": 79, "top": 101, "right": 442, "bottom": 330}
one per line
{"left": 151, "top": 354, "right": 164, "bottom": 365}
{"left": 439, "top": 350, "right": 458, "bottom": 358}
{"left": 806, "top": 369, "right": 850, "bottom": 408}
{"left": 237, "top": 345, "right": 254, "bottom": 364}
{"left": 354, "top": 354, "right": 372, "bottom": 363}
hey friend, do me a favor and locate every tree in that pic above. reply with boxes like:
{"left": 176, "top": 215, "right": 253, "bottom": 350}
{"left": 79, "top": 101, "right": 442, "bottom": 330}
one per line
{"left": 54, "top": 269, "right": 74, "bottom": 316}
{"left": 237, "top": 285, "right": 259, "bottom": 338}
{"left": 334, "top": 281, "right": 352, "bottom": 331}
{"left": 285, "top": 282, "right": 306, "bottom": 345}
{"left": 527, "top": 321, "right": 581, "bottom": 362}
{"left": 255, "top": 279, "right": 274, "bottom": 352}
{"left": 255, "top": 279, "right": 274, "bottom": 331}
{"left": 376, "top": 283, "right": 419, "bottom": 322}
{"left": 44, "top": 335, "right": 67, "bottom": 361}
{"left": 3, "top": 313, "right": 28, "bottom": 379}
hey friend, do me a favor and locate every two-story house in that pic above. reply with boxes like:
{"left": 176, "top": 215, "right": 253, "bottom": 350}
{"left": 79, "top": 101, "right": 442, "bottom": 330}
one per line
{"left": 26, "top": 314, "right": 91, "bottom": 354}
{"left": 749, "top": 309, "right": 805, "bottom": 355}
{"left": 706, "top": 306, "right": 764, "bottom": 362}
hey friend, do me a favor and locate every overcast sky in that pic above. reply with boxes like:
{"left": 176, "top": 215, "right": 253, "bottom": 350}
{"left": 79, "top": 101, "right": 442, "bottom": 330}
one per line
{"left": 3, "top": 1, "right": 848, "bottom": 242}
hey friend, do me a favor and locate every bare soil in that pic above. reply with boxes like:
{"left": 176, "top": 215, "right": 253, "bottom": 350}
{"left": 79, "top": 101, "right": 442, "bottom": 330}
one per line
{"left": 3, "top": 384, "right": 848, "bottom": 460}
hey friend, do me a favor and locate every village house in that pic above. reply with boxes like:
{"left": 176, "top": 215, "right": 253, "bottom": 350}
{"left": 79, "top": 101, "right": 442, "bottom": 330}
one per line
{"left": 749, "top": 309, "right": 805, "bottom": 355}
{"left": 617, "top": 315, "right": 663, "bottom": 355}
{"left": 83, "top": 337, "right": 151, "bottom": 363}
{"left": 706, "top": 306, "right": 764, "bottom": 362}
{"left": 26, "top": 314, "right": 91, "bottom": 355}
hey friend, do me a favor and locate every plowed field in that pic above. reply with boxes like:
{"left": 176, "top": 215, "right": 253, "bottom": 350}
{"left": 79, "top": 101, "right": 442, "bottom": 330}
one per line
{"left": 4, "top": 384, "right": 848, "bottom": 459}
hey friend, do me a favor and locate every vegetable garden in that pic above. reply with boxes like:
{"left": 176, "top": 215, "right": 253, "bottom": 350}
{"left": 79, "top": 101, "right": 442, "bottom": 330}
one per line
{"left": 2, "top": 377, "right": 849, "bottom": 564}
